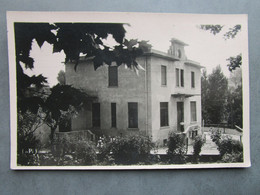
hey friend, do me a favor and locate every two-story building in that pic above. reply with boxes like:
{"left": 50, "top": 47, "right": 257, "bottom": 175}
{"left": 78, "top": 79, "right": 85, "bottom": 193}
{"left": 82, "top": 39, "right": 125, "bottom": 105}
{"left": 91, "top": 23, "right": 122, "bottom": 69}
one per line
{"left": 64, "top": 38, "right": 203, "bottom": 146}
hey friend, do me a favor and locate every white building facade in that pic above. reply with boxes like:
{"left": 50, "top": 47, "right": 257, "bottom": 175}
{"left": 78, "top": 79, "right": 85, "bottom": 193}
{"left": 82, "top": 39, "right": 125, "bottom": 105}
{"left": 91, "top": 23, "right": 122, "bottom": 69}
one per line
{"left": 65, "top": 38, "right": 203, "bottom": 146}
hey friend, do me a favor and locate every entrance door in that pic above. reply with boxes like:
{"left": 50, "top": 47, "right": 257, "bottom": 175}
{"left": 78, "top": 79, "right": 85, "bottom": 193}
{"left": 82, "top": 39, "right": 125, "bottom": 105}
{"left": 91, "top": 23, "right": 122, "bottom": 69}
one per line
{"left": 177, "top": 102, "right": 184, "bottom": 132}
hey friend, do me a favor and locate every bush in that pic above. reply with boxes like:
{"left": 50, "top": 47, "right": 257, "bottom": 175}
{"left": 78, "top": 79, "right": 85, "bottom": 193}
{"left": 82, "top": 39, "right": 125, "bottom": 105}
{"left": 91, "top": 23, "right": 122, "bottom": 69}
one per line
{"left": 192, "top": 135, "right": 205, "bottom": 163}
{"left": 50, "top": 135, "right": 97, "bottom": 166}
{"left": 222, "top": 152, "right": 243, "bottom": 163}
{"left": 167, "top": 132, "right": 187, "bottom": 164}
{"left": 100, "top": 135, "right": 154, "bottom": 165}
{"left": 217, "top": 137, "right": 243, "bottom": 157}
{"left": 210, "top": 128, "right": 222, "bottom": 145}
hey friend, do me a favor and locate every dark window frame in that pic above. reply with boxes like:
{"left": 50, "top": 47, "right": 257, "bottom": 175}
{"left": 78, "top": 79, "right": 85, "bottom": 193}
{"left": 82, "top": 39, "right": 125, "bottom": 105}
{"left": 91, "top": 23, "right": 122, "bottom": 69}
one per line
{"left": 190, "top": 101, "right": 197, "bottom": 122}
{"left": 191, "top": 71, "right": 195, "bottom": 88}
{"left": 108, "top": 66, "right": 118, "bottom": 87}
{"left": 160, "top": 102, "right": 169, "bottom": 127}
{"left": 111, "top": 103, "right": 117, "bottom": 128}
{"left": 161, "top": 65, "right": 167, "bottom": 86}
{"left": 92, "top": 103, "right": 101, "bottom": 128}
{"left": 128, "top": 102, "right": 138, "bottom": 128}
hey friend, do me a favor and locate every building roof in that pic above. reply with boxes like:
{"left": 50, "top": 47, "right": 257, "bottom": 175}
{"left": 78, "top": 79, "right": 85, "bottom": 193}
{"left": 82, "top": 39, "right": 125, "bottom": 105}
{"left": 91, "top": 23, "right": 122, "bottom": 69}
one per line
{"left": 145, "top": 49, "right": 204, "bottom": 69}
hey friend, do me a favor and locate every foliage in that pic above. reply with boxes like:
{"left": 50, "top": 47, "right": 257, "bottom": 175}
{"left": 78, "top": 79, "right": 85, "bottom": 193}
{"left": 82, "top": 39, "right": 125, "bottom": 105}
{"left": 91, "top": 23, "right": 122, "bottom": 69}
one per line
{"left": 201, "top": 69, "right": 210, "bottom": 124}
{"left": 227, "top": 54, "right": 242, "bottom": 72}
{"left": 57, "top": 70, "right": 66, "bottom": 85}
{"left": 51, "top": 135, "right": 97, "bottom": 166}
{"left": 200, "top": 25, "right": 223, "bottom": 35}
{"left": 222, "top": 151, "right": 243, "bottom": 163}
{"left": 226, "top": 85, "right": 243, "bottom": 128}
{"left": 99, "top": 135, "right": 154, "bottom": 165}
{"left": 210, "top": 128, "right": 222, "bottom": 146}
{"left": 167, "top": 132, "right": 187, "bottom": 164}
{"left": 17, "top": 110, "right": 41, "bottom": 165}
{"left": 199, "top": 24, "right": 242, "bottom": 71}
{"left": 202, "top": 66, "right": 228, "bottom": 124}
{"left": 223, "top": 25, "right": 241, "bottom": 40}
{"left": 210, "top": 130, "right": 243, "bottom": 163}
{"left": 15, "top": 23, "right": 150, "bottom": 113}
{"left": 217, "top": 136, "right": 243, "bottom": 157}
{"left": 193, "top": 135, "right": 205, "bottom": 163}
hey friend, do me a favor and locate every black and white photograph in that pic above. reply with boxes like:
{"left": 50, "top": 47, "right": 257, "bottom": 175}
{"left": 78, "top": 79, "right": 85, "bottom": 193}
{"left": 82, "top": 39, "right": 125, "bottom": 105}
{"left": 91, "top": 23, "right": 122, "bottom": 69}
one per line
{"left": 7, "top": 12, "right": 250, "bottom": 169}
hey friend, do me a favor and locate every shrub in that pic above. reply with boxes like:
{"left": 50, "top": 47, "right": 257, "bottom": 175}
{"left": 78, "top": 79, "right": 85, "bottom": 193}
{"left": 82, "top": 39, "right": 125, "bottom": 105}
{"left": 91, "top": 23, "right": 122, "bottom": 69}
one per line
{"left": 217, "top": 137, "right": 243, "bottom": 157}
{"left": 50, "top": 135, "right": 97, "bottom": 166}
{"left": 100, "top": 135, "right": 154, "bottom": 165}
{"left": 167, "top": 132, "right": 187, "bottom": 164}
{"left": 210, "top": 128, "right": 222, "bottom": 145}
{"left": 192, "top": 135, "right": 205, "bottom": 163}
{"left": 222, "top": 152, "right": 243, "bottom": 163}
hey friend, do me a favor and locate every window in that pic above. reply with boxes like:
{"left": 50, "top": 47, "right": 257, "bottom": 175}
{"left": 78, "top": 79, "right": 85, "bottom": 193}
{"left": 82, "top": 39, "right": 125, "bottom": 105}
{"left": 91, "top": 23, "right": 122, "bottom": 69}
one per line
{"left": 160, "top": 102, "right": 169, "bottom": 127}
{"left": 111, "top": 103, "right": 117, "bottom": 128}
{"left": 108, "top": 66, "right": 118, "bottom": 86}
{"left": 178, "top": 49, "right": 182, "bottom": 58}
{"left": 191, "top": 71, "right": 195, "bottom": 88}
{"left": 190, "top": 101, "right": 197, "bottom": 122}
{"left": 92, "top": 103, "right": 100, "bottom": 127}
{"left": 128, "top": 102, "right": 138, "bottom": 128}
{"left": 180, "top": 69, "right": 184, "bottom": 87}
{"left": 161, "top": 65, "right": 167, "bottom": 86}
{"left": 176, "top": 68, "right": 184, "bottom": 87}
{"left": 176, "top": 68, "right": 179, "bottom": 87}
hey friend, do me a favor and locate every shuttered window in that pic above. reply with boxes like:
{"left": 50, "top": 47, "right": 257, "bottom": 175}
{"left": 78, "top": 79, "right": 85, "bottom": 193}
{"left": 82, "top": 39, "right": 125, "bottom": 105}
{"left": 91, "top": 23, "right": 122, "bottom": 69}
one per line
{"left": 108, "top": 66, "right": 118, "bottom": 86}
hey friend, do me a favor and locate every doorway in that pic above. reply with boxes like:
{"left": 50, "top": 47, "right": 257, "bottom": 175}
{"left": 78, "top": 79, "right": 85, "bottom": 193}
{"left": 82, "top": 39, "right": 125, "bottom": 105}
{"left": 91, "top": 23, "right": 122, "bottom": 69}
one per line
{"left": 177, "top": 102, "right": 184, "bottom": 132}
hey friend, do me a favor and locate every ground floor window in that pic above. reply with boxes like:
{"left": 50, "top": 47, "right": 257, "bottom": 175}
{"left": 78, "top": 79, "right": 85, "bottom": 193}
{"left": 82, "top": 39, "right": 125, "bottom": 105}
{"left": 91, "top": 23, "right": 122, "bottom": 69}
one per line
{"left": 160, "top": 102, "right": 169, "bottom": 127}
{"left": 190, "top": 101, "right": 197, "bottom": 122}
{"left": 92, "top": 103, "right": 100, "bottom": 127}
{"left": 111, "top": 103, "right": 117, "bottom": 128}
{"left": 128, "top": 102, "right": 138, "bottom": 128}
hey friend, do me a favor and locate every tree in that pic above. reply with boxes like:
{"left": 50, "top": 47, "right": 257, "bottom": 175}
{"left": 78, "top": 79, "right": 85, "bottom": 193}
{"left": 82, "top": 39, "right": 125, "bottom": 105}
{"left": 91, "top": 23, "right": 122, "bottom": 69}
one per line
{"left": 199, "top": 24, "right": 242, "bottom": 71}
{"left": 201, "top": 69, "right": 210, "bottom": 124}
{"left": 57, "top": 70, "right": 66, "bottom": 85}
{"left": 15, "top": 23, "right": 150, "bottom": 141}
{"left": 15, "top": 23, "right": 150, "bottom": 112}
{"left": 205, "top": 65, "right": 228, "bottom": 124}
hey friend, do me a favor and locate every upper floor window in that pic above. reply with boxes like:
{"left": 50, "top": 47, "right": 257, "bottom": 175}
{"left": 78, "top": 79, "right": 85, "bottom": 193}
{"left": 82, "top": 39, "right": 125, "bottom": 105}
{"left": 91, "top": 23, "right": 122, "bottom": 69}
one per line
{"left": 180, "top": 69, "right": 184, "bottom": 87}
{"left": 176, "top": 68, "right": 184, "bottom": 87}
{"left": 191, "top": 71, "right": 195, "bottom": 88}
{"left": 161, "top": 65, "right": 167, "bottom": 86}
{"left": 108, "top": 66, "right": 118, "bottom": 87}
{"left": 176, "top": 68, "right": 179, "bottom": 87}
{"left": 190, "top": 101, "right": 197, "bottom": 122}
{"left": 178, "top": 49, "right": 182, "bottom": 58}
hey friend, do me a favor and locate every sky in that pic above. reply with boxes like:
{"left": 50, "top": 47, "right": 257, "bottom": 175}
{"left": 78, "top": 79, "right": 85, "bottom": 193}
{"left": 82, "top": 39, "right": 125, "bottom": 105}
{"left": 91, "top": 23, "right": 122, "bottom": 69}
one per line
{"left": 25, "top": 16, "right": 246, "bottom": 87}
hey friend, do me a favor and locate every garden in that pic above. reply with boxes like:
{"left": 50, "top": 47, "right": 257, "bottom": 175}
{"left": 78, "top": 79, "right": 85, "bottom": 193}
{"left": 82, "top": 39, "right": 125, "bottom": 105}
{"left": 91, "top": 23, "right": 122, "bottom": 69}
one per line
{"left": 18, "top": 127, "right": 243, "bottom": 166}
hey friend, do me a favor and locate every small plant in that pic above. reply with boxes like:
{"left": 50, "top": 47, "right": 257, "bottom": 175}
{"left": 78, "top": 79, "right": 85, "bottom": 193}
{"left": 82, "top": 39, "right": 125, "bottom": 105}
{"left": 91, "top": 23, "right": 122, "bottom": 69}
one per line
{"left": 192, "top": 135, "right": 205, "bottom": 163}
{"left": 167, "top": 132, "right": 187, "bottom": 164}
